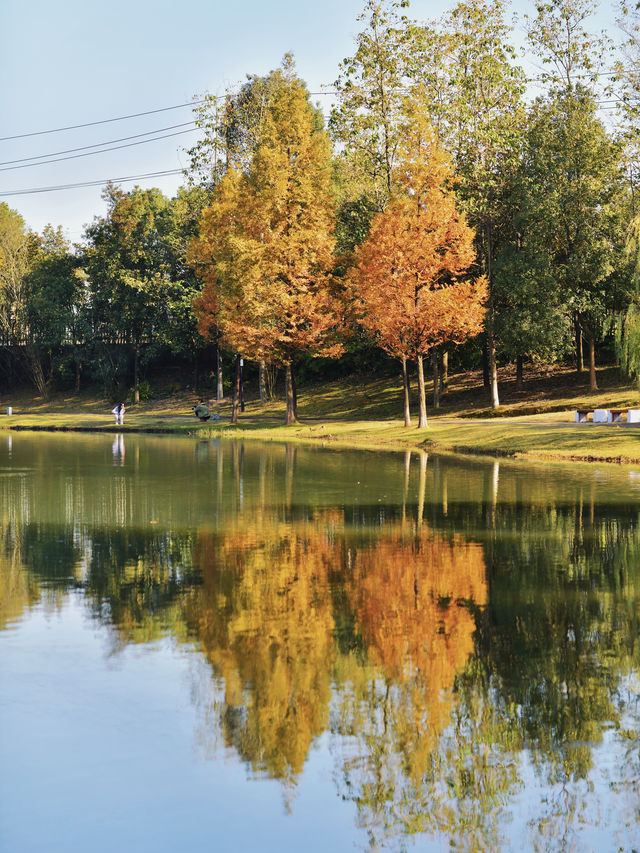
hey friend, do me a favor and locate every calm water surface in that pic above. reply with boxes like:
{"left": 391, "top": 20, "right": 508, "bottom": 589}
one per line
{"left": 0, "top": 432, "right": 638, "bottom": 852}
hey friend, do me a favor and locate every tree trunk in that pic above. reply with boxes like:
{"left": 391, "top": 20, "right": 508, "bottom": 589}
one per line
{"left": 487, "top": 327, "right": 500, "bottom": 408}
{"left": 74, "top": 352, "right": 82, "bottom": 393}
{"left": 516, "top": 355, "right": 524, "bottom": 392}
{"left": 216, "top": 345, "right": 223, "bottom": 401}
{"left": 239, "top": 358, "right": 245, "bottom": 412}
{"left": 485, "top": 222, "right": 499, "bottom": 408}
{"left": 417, "top": 355, "right": 428, "bottom": 428}
{"left": 401, "top": 356, "right": 411, "bottom": 427}
{"left": 231, "top": 353, "right": 241, "bottom": 424}
{"left": 440, "top": 350, "right": 448, "bottom": 396}
{"left": 285, "top": 361, "right": 298, "bottom": 425}
{"left": 585, "top": 327, "right": 598, "bottom": 391}
{"left": 133, "top": 345, "right": 140, "bottom": 404}
{"left": 259, "top": 360, "right": 266, "bottom": 403}
{"left": 482, "top": 341, "right": 490, "bottom": 390}
{"left": 193, "top": 352, "right": 199, "bottom": 394}
{"left": 432, "top": 350, "right": 440, "bottom": 409}
{"left": 26, "top": 345, "right": 47, "bottom": 400}
{"left": 46, "top": 350, "right": 55, "bottom": 387}
{"left": 291, "top": 368, "right": 298, "bottom": 420}
{"left": 575, "top": 317, "right": 584, "bottom": 375}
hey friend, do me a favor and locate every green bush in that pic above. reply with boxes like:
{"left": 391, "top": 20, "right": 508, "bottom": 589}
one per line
{"left": 128, "top": 379, "right": 153, "bottom": 403}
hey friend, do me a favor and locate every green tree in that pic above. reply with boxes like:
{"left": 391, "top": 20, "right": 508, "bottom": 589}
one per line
{"left": 84, "top": 184, "right": 168, "bottom": 400}
{"left": 492, "top": 244, "right": 571, "bottom": 389}
{"left": 410, "top": 0, "right": 526, "bottom": 408}
{"left": 25, "top": 225, "right": 85, "bottom": 395}
{"left": 84, "top": 184, "right": 204, "bottom": 401}
{"left": 331, "top": 0, "right": 525, "bottom": 398}
{"left": 330, "top": 0, "right": 412, "bottom": 213}
{"left": 186, "top": 73, "right": 280, "bottom": 189}
{"left": 613, "top": 215, "right": 640, "bottom": 385}
{"left": 328, "top": 1, "right": 415, "bottom": 375}
{"left": 0, "top": 204, "right": 60, "bottom": 396}
{"left": 525, "top": 0, "right": 623, "bottom": 382}
{"left": 526, "top": 0, "right": 612, "bottom": 91}
{"left": 160, "top": 186, "right": 212, "bottom": 388}
{"left": 616, "top": 0, "right": 640, "bottom": 215}
{"left": 0, "top": 203, "right": 31, "bottom": 352}
{"left": 516, "top": 89, "right": 626, "bottom": 391}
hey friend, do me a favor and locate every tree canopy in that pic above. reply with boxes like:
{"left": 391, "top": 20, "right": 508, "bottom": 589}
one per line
{"left": 190, "top": 57, "right": 344, "bottom": 424}
{"left": 350, "top": 112, "right": 486, "bottom": 426}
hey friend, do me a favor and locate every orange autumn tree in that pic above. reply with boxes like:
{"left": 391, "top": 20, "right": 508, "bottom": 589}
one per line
{"left": 334, "top": 525, "right": 488, "bottom": 842}
{"left": 342, "top": 528, "right": 487, "bottom": 771}
{"left": 350, "top": 111, "right": 487, "bottom": 428}
{"left": 190, "top": 56, "right": 343, "bottom": 425}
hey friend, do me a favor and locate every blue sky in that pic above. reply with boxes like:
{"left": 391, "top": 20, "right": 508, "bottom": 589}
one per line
{"left": 0, "top": 0, "right": 619, "bottom": 244}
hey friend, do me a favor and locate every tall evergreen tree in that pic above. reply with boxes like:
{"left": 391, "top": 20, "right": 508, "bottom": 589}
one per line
{"left": 330, "top": 0, "right": 412, "bottom": 214}
{"left": 412, "top": 0, "right": 526, "bottom": 408}
{"left": 25, "top": 226, "right": 84, "bottom": 395}
{"left": 84, "top": 185, "right": 187, "bottom": 400}
{"left": 516, "top": 89, "right": 625, "bottom": 391}
{"left": 191, "top": 58, "right": 343, "bottom": 425}
{"left": 350, "top": 113, "right": 486, "bottom": 428}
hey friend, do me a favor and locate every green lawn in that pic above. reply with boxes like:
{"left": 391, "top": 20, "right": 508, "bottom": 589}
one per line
{"left": 3, "top": 363, "right": 640, "bottom": 465}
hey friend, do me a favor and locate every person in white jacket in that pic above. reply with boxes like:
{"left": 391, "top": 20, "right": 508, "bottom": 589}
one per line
{"left": 112, "top": 403, "right": 125, "bottom": 425}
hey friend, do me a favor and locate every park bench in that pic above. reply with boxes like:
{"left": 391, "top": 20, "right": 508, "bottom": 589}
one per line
{"left": 574, "top": 408, "right": 608, "bottom": 422}
{"left": 574, "top": 408, "right": 640, "bottom": 423}
{"left": 610, "top": 408, "right": 629, "bottom": 422}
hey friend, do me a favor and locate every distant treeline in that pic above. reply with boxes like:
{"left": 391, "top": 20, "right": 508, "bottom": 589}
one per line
{"left": 0, "top": 0, "right": 638, "bottom": 421}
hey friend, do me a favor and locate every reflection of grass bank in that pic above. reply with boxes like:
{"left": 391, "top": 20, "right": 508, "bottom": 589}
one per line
{"left": 3, "top": 363, "right": 640, "bottom": 464}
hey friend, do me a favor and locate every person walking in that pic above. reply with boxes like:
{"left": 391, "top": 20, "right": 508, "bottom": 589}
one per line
{"left": 118, "top": 403, "right": 125, "bottom": 425}
{"left": 111, "top": 403, "right": 121, "bottom": 425}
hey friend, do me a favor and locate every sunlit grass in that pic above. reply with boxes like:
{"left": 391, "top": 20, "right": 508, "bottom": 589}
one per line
{"left": 3, "top": 363, "right": 640, "bottom": 464}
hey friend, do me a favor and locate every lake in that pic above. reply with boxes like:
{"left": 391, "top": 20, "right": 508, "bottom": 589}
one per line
{"left": 0, "top": 432, "right": 638, "bottom": 852}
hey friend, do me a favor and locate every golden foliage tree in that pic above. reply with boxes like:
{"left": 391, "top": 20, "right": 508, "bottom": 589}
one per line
{"left": 350, "top": 111, "right": 487, "bottom": 427}
{"left": 187, "top": 512, "right": 337, "bottom": 782}
{"left": 190, "top": 57, "right": 344, "bottom": 425}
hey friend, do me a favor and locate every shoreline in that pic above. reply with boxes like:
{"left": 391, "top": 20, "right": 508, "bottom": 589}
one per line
{"left": 4, "top": 412, "right": 640, "bottom": 468}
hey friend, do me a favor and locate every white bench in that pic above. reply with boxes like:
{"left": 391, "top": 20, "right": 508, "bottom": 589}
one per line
{"left": 593, "top": 409, "right": 612, "bottom": 423}
{"left": 574, "top": 408, "right": 639, "bottom": 423}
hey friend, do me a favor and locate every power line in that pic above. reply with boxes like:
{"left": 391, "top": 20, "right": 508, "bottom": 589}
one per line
{"left": 0, "top": 100, "right": 208, "bottom": 143}
{"left": 0, "top": 121, "right": 197, "bottom": 167}
{"left": 0, "top": 81, "right": 631, "bottom": 195}
{"left": 0, "top": 169, "right": 183, "bottom": 197}
{"left": 0, "top": 128, "right": 199, "bottom": 173}
{"left": 0, "top": 68, "right": 629, "bottom": 144}
{"left": 0, "top": 93, "right": 336, "bottom": 145}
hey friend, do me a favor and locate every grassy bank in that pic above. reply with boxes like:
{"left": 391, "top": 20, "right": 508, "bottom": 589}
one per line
{"left": 3, "top": 363, "right": 640, "bottom": 465}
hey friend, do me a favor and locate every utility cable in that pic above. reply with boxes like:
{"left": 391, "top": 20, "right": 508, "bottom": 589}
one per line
{"left": 0, "top": 121, "right": 197, "bottom": 166}
{"left": 0, "top": 100, "right": 208, "bottom": 142}
{"left": 0, "top": 169, "right": 183, "bottom": 196}
{"left": 0, "top": 93, "right": 335, "bottom": 144}
{"left": 0, "top": 65, "right": 631, "bottom": 143}
{"left": 0, "top": 128, "right": 199, "bottom": 173}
